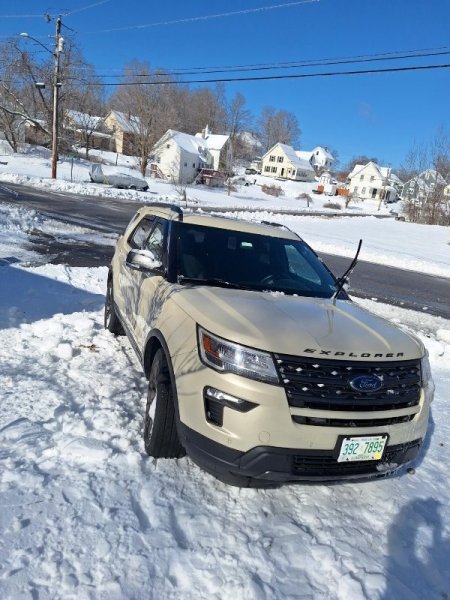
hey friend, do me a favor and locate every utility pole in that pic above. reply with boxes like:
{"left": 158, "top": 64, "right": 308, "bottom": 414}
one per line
{"left": 51, "top": 16, "right": 63, "bottom": 179}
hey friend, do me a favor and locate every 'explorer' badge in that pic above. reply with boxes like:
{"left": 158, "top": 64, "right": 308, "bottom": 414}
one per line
{"left": 349, "top": 375, "right": 383, "bottom": 393}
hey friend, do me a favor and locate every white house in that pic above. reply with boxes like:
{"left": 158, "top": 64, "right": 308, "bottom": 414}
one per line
{"left": 194, "top": 125, "right": 230, "bottom": 171}
{"left": 401, "top": 169, "right": 446, "bottom": 202}
{"left": 296, "top": 146, "right": 335, "bottom": 173}
{"left": 261, "top": 143, "right": 316, "bottom": 182}
{"left": 347, "top": 161, "right": 403, "bottom": 202}
{"left": 151, "top": 129, "right": 213, "bottom": 183}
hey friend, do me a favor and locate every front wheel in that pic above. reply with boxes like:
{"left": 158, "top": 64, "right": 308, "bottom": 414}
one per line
{"left": 144, "top": 349, "right": 185, "bottom": 459}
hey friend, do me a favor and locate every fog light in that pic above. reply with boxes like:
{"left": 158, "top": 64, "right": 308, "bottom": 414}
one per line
{"left": 204, "top": 387, "right": 258, "bottom": 427}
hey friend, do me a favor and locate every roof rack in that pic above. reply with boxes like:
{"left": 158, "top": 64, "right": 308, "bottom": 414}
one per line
{"left": 143, "top": 202, "right": 184, "bottom": 221}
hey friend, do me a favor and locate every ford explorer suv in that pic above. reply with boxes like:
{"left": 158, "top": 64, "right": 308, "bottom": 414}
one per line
{"left": 105, "top": 203, "right": 434, "bottom": 487}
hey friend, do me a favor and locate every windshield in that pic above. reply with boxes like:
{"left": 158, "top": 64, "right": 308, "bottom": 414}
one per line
{"left": 175, "top": 222, "right": 338, "bottom": 298}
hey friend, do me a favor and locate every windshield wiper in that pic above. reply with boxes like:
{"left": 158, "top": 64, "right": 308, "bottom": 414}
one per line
{"left": 177, "top": 276, "right": 250, "bottom": 290}
{"left": 331, "top": 239, "right": 362, "bottom": 303}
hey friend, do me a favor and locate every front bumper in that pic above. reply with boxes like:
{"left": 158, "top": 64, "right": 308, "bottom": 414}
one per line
{"left": 179, "top": 423, "right": 423, "bottom": 483}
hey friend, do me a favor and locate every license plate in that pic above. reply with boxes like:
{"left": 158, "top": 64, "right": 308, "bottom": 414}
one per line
{"left": 337, "top": 435, "right": 387, "bottom": 462}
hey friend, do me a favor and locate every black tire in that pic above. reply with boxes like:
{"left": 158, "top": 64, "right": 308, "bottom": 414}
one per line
{"left": 104, "top": 277, "right": 124, "bottom": 335}
{"left": 144, "top": 348, "right": 185, "bottom": 459}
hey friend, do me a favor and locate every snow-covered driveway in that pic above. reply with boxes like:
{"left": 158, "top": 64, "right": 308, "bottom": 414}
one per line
{"left": 0, "top": 262, "right": 449, "bottom": 600}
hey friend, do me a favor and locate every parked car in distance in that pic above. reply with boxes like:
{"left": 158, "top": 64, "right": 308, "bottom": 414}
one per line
{"left": 89, "top": 164, "right": 149, "bottom": 191}
{"left": 104, "top": 204, "right": 433, "bottom": 488}
{"left": 245, "top": 167, "right": 258, "bottom": 175}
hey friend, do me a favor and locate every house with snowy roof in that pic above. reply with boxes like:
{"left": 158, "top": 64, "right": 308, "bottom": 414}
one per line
{"left": 104, "top": 110, "right": 140, "bottom": 155}
{"left": 65, "top": 110, "right": 111, "bottom": 153}
{"left": 296, "top": 146, "right": 335, "bottom": 174}
{"left": 261, "top": 143, "right": 316, "bottom": 182}
{"left": 150, "top": 127, "right": 229, "bottom": 183}
{"left": 195, "top": 125, "right": 230, "bottom": 171}
{"left": 401, "top": 169, "right": 446, "bottom": 203}
{"left": 347, "top": 161, "right": 403, "bottom": 203}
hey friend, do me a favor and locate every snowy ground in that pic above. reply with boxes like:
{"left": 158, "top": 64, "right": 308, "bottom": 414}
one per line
{"left": 0, "top": 198, "right": 450, "bottom": 599}
{"left": 0, "top": 143, "right": 449, "bottom": 278}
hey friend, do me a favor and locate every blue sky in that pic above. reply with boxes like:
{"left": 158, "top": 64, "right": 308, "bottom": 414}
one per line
{"left": 3, "top": 0, "right": 450, "bottom": 168}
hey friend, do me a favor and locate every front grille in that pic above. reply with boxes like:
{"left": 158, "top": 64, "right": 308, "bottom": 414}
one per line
{"left": 275, "top": 354, "right": 421, "bottom": 412}
{"left": 292, "top": 414, "right": 415, "bottom": 428}
{"left": 292, "top": 439, "right": 422, "bottom": 477}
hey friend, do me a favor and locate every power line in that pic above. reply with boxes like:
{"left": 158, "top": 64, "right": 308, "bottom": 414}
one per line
{"left": 64, "top": 0, "right": 111, "bottom": 17}
{"left": 79, "top": 0, "right": 319, "bottom": 35}
{"left": 80, "top": 48, "right": 450, "bottom": 78}
{"left": 80, "top": 63, "right": 450, "bottom": 86}
{"left": 152, "top": 45, "right": 450, "bottom": 73}
{"left": 58, "top": 44, "right": 450, "bottom": 76}
{"left": 0, "top": 13, "right": 44, "bottom": 18}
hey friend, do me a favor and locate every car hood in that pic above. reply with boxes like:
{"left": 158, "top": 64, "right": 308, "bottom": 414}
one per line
{"left": 173, "top": 286, "right": 424, "bottom": 360}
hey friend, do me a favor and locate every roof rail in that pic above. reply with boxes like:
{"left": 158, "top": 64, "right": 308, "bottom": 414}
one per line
{"left": 144, "top": 202, "right": 184, "bottom": 221}
{"left": 260, "top": 220, "right": 300, "bottom": 238}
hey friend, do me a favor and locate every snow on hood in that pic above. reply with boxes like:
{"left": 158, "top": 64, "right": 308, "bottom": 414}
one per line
{"left": 173, "top": 286, "right": 424, "bottom": 359}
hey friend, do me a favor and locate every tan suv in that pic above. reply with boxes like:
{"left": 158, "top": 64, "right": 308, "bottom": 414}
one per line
{"left": 105, "top": 203, "right": 434, "bottom": 487}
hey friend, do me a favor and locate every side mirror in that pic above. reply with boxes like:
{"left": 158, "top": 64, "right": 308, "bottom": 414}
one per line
{"left": 126, "top": 249, "right": 163, "bottom": 273}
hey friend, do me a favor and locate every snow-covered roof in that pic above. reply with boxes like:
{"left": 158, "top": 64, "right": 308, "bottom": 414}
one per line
{"left": 154, "top": 129, "right": 212, "bottom": 163}
{"left": 195, "top": 131, "right": 229, "bottom": 151}
{"left": 404, "top": 169, "right": 446, "bottom": 191}
{"left": 66, "top": 110, "right": 102, "bottom": 130}
{"left": 296, "top": 150, "right": 312, "bottom": 162}
{"left": 312, "top": 146, "right": 335, "bottom": 161}
{"left": 169, "top": 131, "right": 207, "bottom": 154}
{"left": 107, "top": 110, "right": 140, "bottom": 133}
{"left": 277, "top": 144, "right": 314, "bottom": 171}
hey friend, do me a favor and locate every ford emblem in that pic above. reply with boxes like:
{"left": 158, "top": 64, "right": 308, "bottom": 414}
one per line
{"left": 349, "top": 374, "right": 383, "bottom": 393}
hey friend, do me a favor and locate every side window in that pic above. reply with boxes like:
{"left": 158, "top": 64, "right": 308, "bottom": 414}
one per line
{"left": 128, "top": 217, "right": 155, "bottom": 249}
{"left": 143, "top": 221, "right": 165, "bottom": 263}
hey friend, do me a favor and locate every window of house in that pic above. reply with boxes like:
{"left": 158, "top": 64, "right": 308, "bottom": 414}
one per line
{"left": 193, "top": 163, "right": 196, "bottom": 168}
{"left": 166, "top": 144, "right": 170, "bottom": 149}
{"left": 269, "top": 155, "right": 275, "bottom": 162}
{"left": 362, "top": 187, "right": 366, "bottom": 194}
{"left": 277, "top": 156, "right": 284, "bottom": 163}
{"left": 354, "top": 186, "right": 358, "bottom": 193}
{"left": 184, "top": 162, "right": 187, "bottom": 167}
{"left": 271, "top": 166, "right": 277, "bottom": 173}
{"left": 370, "top": 175, "right": 374, "bottom": 182}
{"left": 360, "top": 175, "right": 364, "bottom": 181}
{"left": 264, "top": 166, "right": 270, "bottom": 172}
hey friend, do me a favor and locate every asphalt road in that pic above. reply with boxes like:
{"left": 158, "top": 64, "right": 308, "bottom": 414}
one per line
{"left": 1, "top": 181, "right": 449, "bottom": 319}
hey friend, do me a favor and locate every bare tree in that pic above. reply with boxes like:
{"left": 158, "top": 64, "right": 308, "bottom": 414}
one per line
{"left": 110, "top": 61, "right": 181, "bottom": 176}
{"left": 345, "top": 155, "right": 380, "bottom": 173}
{"left": 65, "top": 62, "right": 105, "bottom": 158}
{"left": 181, "top": 84, "right": 227, "bottom": 135}
{"left": 400, "top": 127, "right": 450, "bottom": 225}
{"left": 226, "top": 92, "right": 252, "bottom": 165}
{"left": 0, "top": 40, "right": 52, "bottom": 147}
{"left": 258, "top": 106, "right": 301, "bottom": 152}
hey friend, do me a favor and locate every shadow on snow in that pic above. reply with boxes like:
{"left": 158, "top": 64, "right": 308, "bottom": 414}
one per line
{"left": 0, "top": 258, "right": 104, "bottom": 328}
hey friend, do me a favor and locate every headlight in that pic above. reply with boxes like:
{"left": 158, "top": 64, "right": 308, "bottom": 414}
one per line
{"left": 420, "top": 352, "right": 433, "bottom": 386}
{"left": 198, "top": 326, "right": 279, "bottom": 385}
